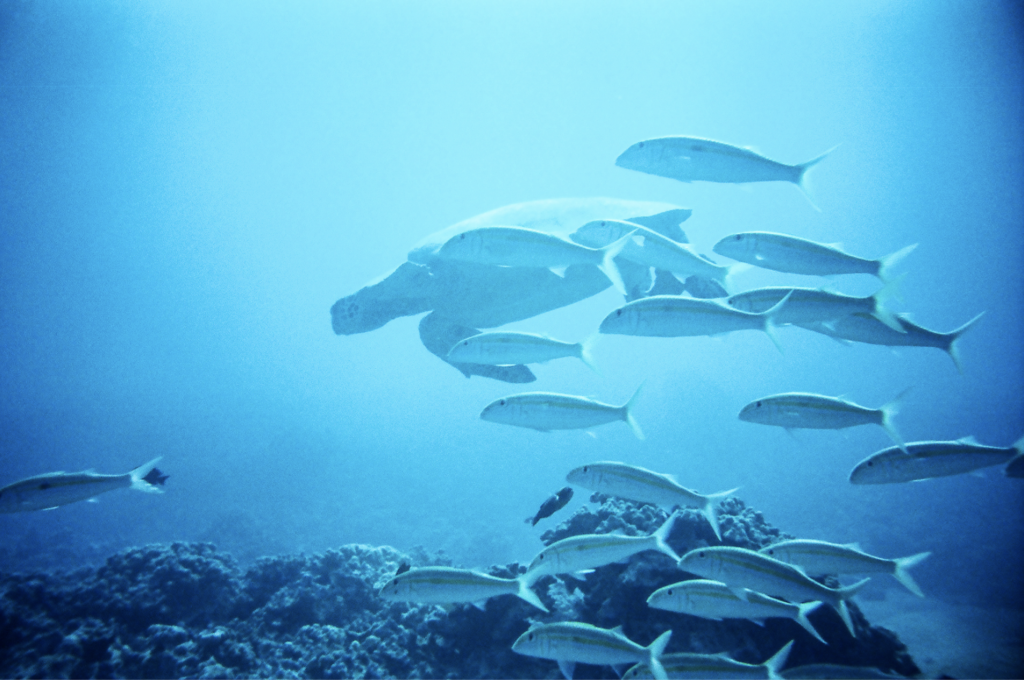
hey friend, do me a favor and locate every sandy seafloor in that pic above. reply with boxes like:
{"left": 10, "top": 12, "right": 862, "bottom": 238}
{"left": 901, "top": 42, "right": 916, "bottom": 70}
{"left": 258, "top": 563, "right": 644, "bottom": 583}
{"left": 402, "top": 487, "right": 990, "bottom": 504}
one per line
{"left": 857, "top": 589, "right": 1023, "bottom": 679}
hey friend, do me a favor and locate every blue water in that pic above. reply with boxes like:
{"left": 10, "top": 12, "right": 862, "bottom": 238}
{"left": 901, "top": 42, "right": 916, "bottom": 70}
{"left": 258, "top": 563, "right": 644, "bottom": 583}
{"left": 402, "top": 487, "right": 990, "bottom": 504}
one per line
{"left": 1, "top": 0, "right": 1021, "bottom": 620}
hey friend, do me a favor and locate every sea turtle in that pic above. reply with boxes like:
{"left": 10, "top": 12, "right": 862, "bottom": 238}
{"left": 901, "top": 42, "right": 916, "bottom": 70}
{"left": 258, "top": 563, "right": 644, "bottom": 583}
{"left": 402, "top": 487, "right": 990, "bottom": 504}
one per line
{"left": 330, "top": 197, "right": 702, "bottom": 382}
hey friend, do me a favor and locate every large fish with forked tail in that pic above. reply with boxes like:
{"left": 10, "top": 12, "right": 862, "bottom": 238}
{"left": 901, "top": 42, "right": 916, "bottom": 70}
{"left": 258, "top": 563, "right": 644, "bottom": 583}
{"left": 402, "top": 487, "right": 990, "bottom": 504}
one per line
{"left": 0, "top": 457, "right": 167, "bottom": 513}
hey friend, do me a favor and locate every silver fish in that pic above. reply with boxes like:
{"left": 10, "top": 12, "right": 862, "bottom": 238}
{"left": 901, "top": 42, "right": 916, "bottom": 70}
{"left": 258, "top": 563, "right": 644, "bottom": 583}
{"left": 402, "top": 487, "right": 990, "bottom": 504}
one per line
{"left": 647, "top": 579, "right": 825, "bottom": 644}
{"left": 599, "top": 293, "right": 791, "bottom": 352}
{"left": 726, "top": 284, "right": 903, "bottom": 332}
{"left": 849, "top": 436, "right": 1024, "bottom": 484}
{"left": 678, "top": 546, "right": 869, "bottom": 637}
{"left": 0, "top": 458, "right": 166, "bottom": 513}
{"left": 565, "top": 461, "right": 738, "bottom": 540}
{"left": 378, "top": 566, "right": 547, "bottom": 612}
{"left": 713, "top": 232, "right": 916, "bottom": 283}
{"left": 798, "top": 311, "right": 984, "bottom": 373}
{"left": 615, "top": 135, "right": 836, "bottom": 208}
{"left": 523, "top": 511, "right": 679, "bottom": 585}
{"left": 738, "top": 391, "right": 908, "bottom": 450}
{"left": 512, "top": 621, "right": 672, "bottom": 680}
{"left": 480, "top": 386, "right": 644, "bottom": 439}
{"left": 623, "top": 641, "right": 793, "bottom": 680}
{"left": 759, "top": 539, "right": 931, "bottom": 597}
{"left": 435, "top": 225, "right": 633, "bottom": 295}
{"left": 445, "top": 331, "right": 597, "bottom": 371}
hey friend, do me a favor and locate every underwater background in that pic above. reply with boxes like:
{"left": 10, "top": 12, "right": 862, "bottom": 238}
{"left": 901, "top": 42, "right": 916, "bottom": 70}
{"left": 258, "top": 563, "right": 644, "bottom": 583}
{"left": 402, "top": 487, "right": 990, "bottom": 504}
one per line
{"left": 1, "top": 0, "right": 1022, "bottom": 676}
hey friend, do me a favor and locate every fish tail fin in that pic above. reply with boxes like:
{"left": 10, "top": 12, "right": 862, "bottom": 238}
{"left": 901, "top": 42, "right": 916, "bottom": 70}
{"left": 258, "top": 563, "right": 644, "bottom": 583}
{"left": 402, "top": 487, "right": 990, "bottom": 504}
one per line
{"left": 515, "top": 576, "right": 549, "bottom": 612}
{"left": 870, "top": 275, "right": 906, "bottom": 333}
{"left": 945, "top": 311, "right": 985, "bottom": 374}
{"left": 794, "top": 144, "right": 840, "bottom": 211}
{"left": 893, "top": 551, "right": 931, "bottom": 597}
{"left": 796, "top": 601, "right": 828, "bottom": 644}
{"left": 835, "top": 577, "right": 871, "bottom": 637}
{"left": 129, "top": 457, "right": 165, "bottom": 493}
{"left": 600, "top": 230, "right": 635, "bottom": 296}
{"left": 877, "top": 243, "right": 918, "bottom": 283}
{"left": 1013, "top": 435, "right": 1024, "bottom": 455}
{"left": 621, "top": 381, "right": 645, "bottom": 440}
{"left": 653, "top": 511, "right": 681, "bottom": 560}
{"left": 763, "top": 640, "right": 794, "bottom": 679}
{"left": 700, "top": 488, "right": 739, "bottom": 541}
{"left": 578, "top": 334, "right": 601, "bottom": 374}
{"left": 646, "top": 630, "right": 673, "bottom": 680}
{"left": 761, "top": 290, "right": 793, "bottom": 353}
{"left": 880, "top": 387, "right": 910, "bottom": 451}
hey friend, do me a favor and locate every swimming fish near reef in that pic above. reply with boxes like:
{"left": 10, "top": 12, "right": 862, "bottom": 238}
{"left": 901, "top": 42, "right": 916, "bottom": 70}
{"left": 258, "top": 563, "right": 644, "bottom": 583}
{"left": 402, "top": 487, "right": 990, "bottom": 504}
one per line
{"left": 446, "top": 331, "right": 597, "bottom": 371}
{"left": 512, "top": 621, "right": 672, "bottom": 680}
{"left": 727, "top": 283, "right": 904, "bottom": 332}
{"left": 713, "top": 232, "right": 916, "bottom": 283}
{"left": 615, "top": 135, "right": 837, "bottom": 208}
{"left": 647, "top": 579, "right": 826, "bottom": 644}
{"left": 435, "top": 225, "right": 634, "bottom": 295}
{"left": 599, "top": 293, "right": 792, "bottom": 352}
{"left": 378, "top": 566, "right": 548, "bottom": 612}
{"left": 678, "top": 546, "right": 870, "bottom": 637}
{"left": 527, "top": 486, "right": 574, "bottom": 526}
{"left": 565, "top": 461, "right": 738, "bottom": 540}
{"left": 759, "top": 539, "right": 931, "bottom": 597}
{"left": 480, "top": 385, "right": 644, "bottom": 439}
{"left": 573, "top": 219, "right": 734, "bottom": 291}
{"left": 849, "top": 435, "right": 1024, "bottom": 484}
{"left": 780, "top": 663, "right": 904, "bottom": 679}
{"left": 622, "top": 640, "right": 793, "bottom": 680}
{"left": 799, "top": 311, "right": 984, "bottom": 373}
{"left": 0, "top": 457, "right": 166, "bottom": 513}
{"left": 738, "top": 390, "right": 908, "bottom": 450}
{"left": 523, "top": 512, "right": 680, "bottom": 585}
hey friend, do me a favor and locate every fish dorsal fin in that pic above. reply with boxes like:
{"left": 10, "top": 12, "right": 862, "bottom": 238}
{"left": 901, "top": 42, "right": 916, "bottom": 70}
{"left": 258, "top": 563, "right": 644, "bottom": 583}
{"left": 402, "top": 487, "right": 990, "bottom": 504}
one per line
{"left": 550, "top": 266, "right": 568, "bottom": 278}
{"left": 827, "top": 242, "right": 844, "bottom": 250}
{"left": 844, "top": 542, "right": 863, "bottom": 552}
{"left": 632, "top": 233, "right": 646, "bottom": 247}
{"left": 663, "top": 473, "right": 680, "bottom": 485}
{"left": 958, "top": 436, "right": 980, "bottom": 445}
{"left": 471, "top": 600, "right": 487, "bottom": 611}
{"left": 611, "top": 625, "right": 625, "bottom": 636}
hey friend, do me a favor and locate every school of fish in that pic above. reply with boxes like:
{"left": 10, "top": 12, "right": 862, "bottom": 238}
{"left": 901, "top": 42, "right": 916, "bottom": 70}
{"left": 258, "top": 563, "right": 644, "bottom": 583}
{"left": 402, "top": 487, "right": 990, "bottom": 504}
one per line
{"left": 6, "top": 134, "right": 1020, "bottom": 679}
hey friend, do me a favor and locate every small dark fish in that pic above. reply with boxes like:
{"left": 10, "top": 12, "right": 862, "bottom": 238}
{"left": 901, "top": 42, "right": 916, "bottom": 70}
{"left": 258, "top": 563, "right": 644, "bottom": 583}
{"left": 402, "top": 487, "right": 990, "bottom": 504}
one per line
{"left": 526, "top": 487, "right": 573, "bottom": 526}
{"left": 143, "top": 468, "right": 169, "bottom": 487}
{"left": 395, "top": 562, "right": 411, "bottom": 576}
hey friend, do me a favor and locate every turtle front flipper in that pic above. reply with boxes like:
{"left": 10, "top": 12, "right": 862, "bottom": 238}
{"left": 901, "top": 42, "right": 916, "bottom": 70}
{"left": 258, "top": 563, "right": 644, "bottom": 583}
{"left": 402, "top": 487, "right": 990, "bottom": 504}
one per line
{"left": 418, "top": 313, "right": 536, "bottom": 383}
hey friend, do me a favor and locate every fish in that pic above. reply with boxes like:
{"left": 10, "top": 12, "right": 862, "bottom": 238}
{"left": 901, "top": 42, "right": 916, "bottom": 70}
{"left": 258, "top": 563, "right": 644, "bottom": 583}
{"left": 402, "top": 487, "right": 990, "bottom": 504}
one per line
{"left": 572, "top": 219, "right": 734, "bottom": 291}
{"left": 646, "top": 579, "right": 826, "bottom": 644}
{"left": 598, "top": 293, "right": 792, "bottom": 352}
{"left": 435, "top": 225, "right": 633, "bottom": 295}
{"left": 378, "top": 566, "right": 548, "bottom": 612}
{"left": 527, "top": 487, "right": 574, "bottom": 526}
{"left": 759, "top": 539, "right": 931, "bottom": 597}
{"left": 780, "top": 663, "right": 904, "bottom": 679}
{"left": 738, "top": 390, "right": 908, "bottom": 450}
{"left": 565, "top": 461, "right": 738, "bottom": 540}
{"left": 445, "top": 331, "right": 597, "bottom": 371}
{"left": 512, "top": 621, "right": 673, "bottom": 680}
{"left": 523, "top": 512, "right": 680, "bottom": 585}
{"left": 480, "top": 385, "right": 644, "bottom": 439}
{"left": 1005, "top": 453, "right": 1024, "bottom": 478}
{"left": 677, "top": 546, "right": 870, "bottom": 637}
{"left": 712, "top": 232, "right": 916, "bottom": 283}
{"left": 798, "top": 311, "right": 984, "bottom": 373}
{"left": 0, "top": 457, "right": 167, "bottom": 513}
{"left": 726, "top": 283, "right": 903, "bottom": 332}
{"left": 622, "top": 640, "right": 793, "bottom": 680}
{"left": 615, "top": 135, "right": 837, "bottom": 208}
{"left": 849, "top": 436, "right": 1024, "bottom": 484}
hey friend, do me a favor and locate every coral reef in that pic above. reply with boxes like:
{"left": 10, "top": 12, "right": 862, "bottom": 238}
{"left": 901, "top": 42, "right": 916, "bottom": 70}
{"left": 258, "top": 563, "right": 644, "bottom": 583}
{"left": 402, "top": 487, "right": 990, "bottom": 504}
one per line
{"left": 0, "top": 497, "right": 919, "bottom": 679}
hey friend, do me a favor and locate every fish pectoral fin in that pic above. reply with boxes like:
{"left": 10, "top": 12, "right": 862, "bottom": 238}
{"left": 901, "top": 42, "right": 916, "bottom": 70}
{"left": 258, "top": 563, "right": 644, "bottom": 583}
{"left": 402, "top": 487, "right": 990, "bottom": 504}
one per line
{"left": 728, "top": 587, "right": 751, "bottom": 601}
{"left": 557, "top": 659, "right": 577, "bottom": 680}
{"left": 470, "top": 600, "right": 487, "bottom": 611}
{"left": 87, "top": 498, "right": 100, "bottom": 503}
{"left": 571, "top": 570, "right": 595, "bottom": 580}
{"left": 751, "top": 619, "right": 766, "bottom": 627}
{"left": 549, "top": 266, "right": 568, "bottom": 278}
{"left": 612, "top": 663, "right": 630, "bottom": 678}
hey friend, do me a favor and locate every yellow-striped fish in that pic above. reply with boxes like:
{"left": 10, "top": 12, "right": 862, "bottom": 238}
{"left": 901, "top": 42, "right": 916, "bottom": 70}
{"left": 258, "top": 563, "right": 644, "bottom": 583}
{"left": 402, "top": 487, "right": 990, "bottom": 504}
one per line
{"left": 738, "top": 390, "right": 908, "bottom": 450}
{"left": 678, "top": 546, "right": 869, "bottom": 637}
{"left": 726, "top": 284, "right": 903, "bottom": 333}
{"left": 378, "top": 566, "right": 547, "bottom": 612}
{"left": 759, "top": 539, "right": 931, "bottom": 597}
{"left": 0, "top": 458, "right": 167, "bottom": 513}
{"left": 480, "top": 385, "right": 644, "bottom": 439}
{"left": 446, "top": 331, "right": 597, "bottom": 371}
{"left": 512, "top": 621, "right": 672, "bottom": 680}
{"left": 623, "top": 641, "right": 793, "bottom": 680}
{"left": 565, "top": 461, "right": 738, "bottom": 540}
{"left": 849, "top": 436, "right": 1024, "bottom": 484}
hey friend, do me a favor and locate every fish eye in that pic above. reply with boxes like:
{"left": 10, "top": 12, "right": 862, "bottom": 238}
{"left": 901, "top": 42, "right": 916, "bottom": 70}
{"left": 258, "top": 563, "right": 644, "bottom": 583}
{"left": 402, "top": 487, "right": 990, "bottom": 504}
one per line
{"left": 638, "top": 142, "right": 644, "bottom": 148}
{"left": 735, "top": 235, "right": 743, "bottom": 240}
{"left": 756, "top": 401, "right": 762, "bottom": 408}
{"left": 499, "top": 399, "right": 506, "bottom": 406}
{"left": 39, "top": 482, "right": 50, "bottom": 490}
{"left": 867, "top": 461, "right": 873, "bottom": 466}
{"left": 582, "top": 467, "right": 588, "bottom": 472}
{"left": 462, "top": 340, "right": 468, "bottom": 346}
{"left": 766, "top": 548, "right": 774, "bottom": 555}
{"left": 667, "top": 589, "right": 673, "bottom": 595}
{"left": 528, "top": 633, "right": 534, "bottom": 641}
{"left": 698, "top": 551, "right": 706, "bottom": 558}
{"left": 459, "top": 233, "right": 465, "bottom": 239}
{"left": 616, "top": 309, "right": 623, "bottom": 317}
